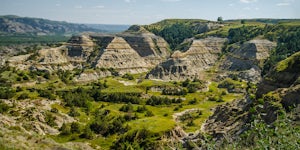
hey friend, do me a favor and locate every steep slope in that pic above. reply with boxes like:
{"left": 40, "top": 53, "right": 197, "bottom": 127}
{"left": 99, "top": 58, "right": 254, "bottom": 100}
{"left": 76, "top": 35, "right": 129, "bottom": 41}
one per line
{"left": 147, "top": 37, "right": 227, "bottom": 81}
{"left": 257, "top": 51, "right": 300, "bottom": 97}
{"left": 198, "top": 52, "right": 300, "bottom": 149}
{"left": 121, "top": 25, "right": 170, "bottom": 65}
{"left": 7, "top": 30, "right": 170, "bottom": 77}
{"left": 95, "top": 37, "right": 150, "bottom": 74}
{"left": 221, "top": 39, "right": 276, "bottom": 82}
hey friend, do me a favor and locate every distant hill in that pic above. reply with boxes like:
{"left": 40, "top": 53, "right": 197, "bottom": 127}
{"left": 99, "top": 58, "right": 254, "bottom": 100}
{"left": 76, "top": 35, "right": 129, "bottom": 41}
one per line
{"left": 225, "top": 18, "right": 300, "bottom": 24}
{"left": 85, "top": 24, "right": 130, "bottom": 33}
{"left": 0, "top": 15, "right": 129, "bottom": 35}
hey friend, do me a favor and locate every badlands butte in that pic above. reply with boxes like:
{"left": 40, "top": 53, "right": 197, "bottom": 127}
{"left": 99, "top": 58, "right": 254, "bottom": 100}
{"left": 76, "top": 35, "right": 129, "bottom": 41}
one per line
{"left": 0, "top": 18, "right": 300, "bottom": 150}
{"left": 6, "top": 23, "right": 275, "bottom": 83}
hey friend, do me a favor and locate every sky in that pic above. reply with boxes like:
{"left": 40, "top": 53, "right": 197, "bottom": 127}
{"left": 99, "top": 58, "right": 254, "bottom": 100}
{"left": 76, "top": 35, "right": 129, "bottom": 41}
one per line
{"left": 1, "top": 0, "right": 300, "bottom": 25}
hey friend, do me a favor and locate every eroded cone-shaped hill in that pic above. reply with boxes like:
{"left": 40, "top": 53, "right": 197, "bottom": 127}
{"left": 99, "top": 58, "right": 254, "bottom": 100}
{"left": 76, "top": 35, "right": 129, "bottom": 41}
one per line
{"left": 221, "top": 39, "right": 276, "bottom": 71}
{"left": 95, "top": 37, "right": 150, "bottom": 74}
{"left": 7, "top": 27, "right": 171, "bottom": 80}
{"left": 146, "top": 37, "right": 227, "bottom": 81}
{"left": 220, "top": 39, "right": 276, "bottom": 82}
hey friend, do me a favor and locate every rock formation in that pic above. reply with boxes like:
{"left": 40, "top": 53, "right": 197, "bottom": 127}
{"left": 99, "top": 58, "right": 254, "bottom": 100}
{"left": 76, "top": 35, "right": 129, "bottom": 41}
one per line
{"left": 7, "top": 30, "right": 170, "bottom": 79}
{"left": 147, "top": 37, "right": 227, "bottom": 81}
{"left": 220, "top": 39, "right": 276, "bottom": 82}
{"left": 95, "top": 36, "right": 150, "bottom": 74}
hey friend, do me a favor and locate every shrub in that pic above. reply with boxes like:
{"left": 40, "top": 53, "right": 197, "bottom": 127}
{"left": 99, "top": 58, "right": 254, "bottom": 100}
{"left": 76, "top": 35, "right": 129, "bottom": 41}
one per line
{"left": 0, "top": 87, "right": 16, "bottom": 99}
{"left": 119, "top": 103, "right": 134, "bottom": 112}
{"left": 60, "top": 123, "right": 71, "bottom": 135}
{"left": 45, "top": 112, "right": 57, "bottom": 127}
{"left": 0, "top": 101, "right": 10, "bottom": 113}
{"left": 71, "top": 122, "right": 81, "bottom": 133}
{"left": 136, "top": 105, "right": 147, "bottom": 113}
{"left": 188, "top": 98, "right": 198, "bottom": 104}
{"left": 17, "top": 93, "right": 29, "bottom": 100}
{"left": 111, "top": 128, "right": 161, "bottom": 150}
{"left": 122, "top": 73, "right": 134, "bottom": 80}
{"left": 80, "top": 126, "right": 94, "bottom": 139}
{"left": 145, "top": 110, "right": 154, "bottom": 117}
{"left": 68, "top": 107, "right": 80, "bottom": 117}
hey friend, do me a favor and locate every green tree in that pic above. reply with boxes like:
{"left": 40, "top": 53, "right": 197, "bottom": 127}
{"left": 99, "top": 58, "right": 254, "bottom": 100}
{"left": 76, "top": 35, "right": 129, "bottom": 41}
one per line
{"left": 60, "top": 123, "right": 71, "bottom": 135}
{"left": 217, "top": 16, "right": 223, "bottom": 22}
{"left": 71, "top": 122, "right": 81, "bottom": 133}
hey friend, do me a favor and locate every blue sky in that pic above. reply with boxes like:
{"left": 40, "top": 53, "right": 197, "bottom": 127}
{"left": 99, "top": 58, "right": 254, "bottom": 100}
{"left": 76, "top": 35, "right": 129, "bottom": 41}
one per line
{"left": 1, "top": 0, "right": 299, "bottom": 24}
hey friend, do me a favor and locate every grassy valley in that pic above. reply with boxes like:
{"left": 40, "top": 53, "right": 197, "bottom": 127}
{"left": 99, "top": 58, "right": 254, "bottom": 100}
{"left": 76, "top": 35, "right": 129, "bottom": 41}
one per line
{"left": 0, "top": 17, "right": 300, "bottom": 149}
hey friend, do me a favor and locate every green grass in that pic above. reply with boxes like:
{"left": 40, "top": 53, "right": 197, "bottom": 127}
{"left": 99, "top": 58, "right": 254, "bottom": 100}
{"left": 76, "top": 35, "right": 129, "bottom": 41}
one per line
{"left": 276, "top": 51, "right": 300, "bottom": 72}
{"left": 127, "top": 116, "right": 175, "bottom": 133}
{"left": 12, "top": 70, "right": 245, "bottom": 148}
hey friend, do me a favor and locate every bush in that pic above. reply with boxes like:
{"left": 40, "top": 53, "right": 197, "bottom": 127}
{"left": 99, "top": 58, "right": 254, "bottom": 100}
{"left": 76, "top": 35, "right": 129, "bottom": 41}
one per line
{"left": 111, "top": 128, "right": 161, "bottom": 150}
{"left": 0, "top": 101, "right": 10, "bottom": 113}
{"left": 119, "top": 103, "right": 134, "bottom": 112}
{"left": 147, "top": 97, "right": 182, "bottom": 106}
{"left": 80, "top": 126, "right": 94, "bottom": 139}
{"left": 162, "top": 87, "right": 187, "bottom": 96}
{"left": 68, "top": 107, "right": 80, "bottom": 117}
{"left": 122, "top": 73, "right": 134, "bottom": 80}
{"left": 216, "top": 97, "right": 225, "bottom": 102}
{"left": 188, "top": 98, "right": 198, "bottom": 104}
{"left": 17, "top": 93, "right": 29, "bottom": 100}
{"left": 60, "top": 123, "right": 71, "bottom": 135}
{"left": 136, "top": 105, "right": 147, "bottom": 113}
{"left": 45, "top": 112, "right": 57, "bottom": 127}
{"left": 38, "top": 89, "right": 56, "bottom": 100}
{"left": 145, "top": 110, "right": 154, "bottom": 117}
{"left": 208, "top": 96, "right": 218, "bottom": 101}
{"left": 0, "top": 87, "right": 16, "bottom": 99}
{"left": 71, "top": 122, "right": 81, "bottom": 133}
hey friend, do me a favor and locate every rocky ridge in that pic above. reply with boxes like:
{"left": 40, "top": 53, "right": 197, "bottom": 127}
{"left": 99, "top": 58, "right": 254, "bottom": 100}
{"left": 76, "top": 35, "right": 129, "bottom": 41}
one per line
{"left": 221, "top": 39, "right": 276, "bottom": 82}
{"left": 7, "top": 29, "right": 170, "bottom": 81}
{"left": 146, "top": 37, "right": 227, "bottom": 81}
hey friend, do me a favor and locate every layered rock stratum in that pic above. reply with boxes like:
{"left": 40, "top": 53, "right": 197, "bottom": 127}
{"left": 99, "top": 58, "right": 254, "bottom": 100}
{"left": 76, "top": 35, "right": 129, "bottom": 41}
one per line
{"left": 146, "top": 37, "right": 227, "bottom": 81}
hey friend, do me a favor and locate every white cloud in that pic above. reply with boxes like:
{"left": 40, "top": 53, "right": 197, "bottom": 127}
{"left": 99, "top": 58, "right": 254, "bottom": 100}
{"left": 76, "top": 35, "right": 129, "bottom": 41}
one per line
{"left": 74, "top": 5, "right": 83, "bottom": 9}
{"left": 240, "top": 0, "right": 257, "bottom": 3}
{"left": 125, "top": 0, "right": 136, "bottom": 3}
{"left": 95, "top": 5, "right": 104, "bottom": 9}
{"left": 276, "top": 2, "right": 290, "bottom": 6}
{"left": 229, "top": 3, "right": 234, "bottom": 6}
{"left": 161, "top": 0, "right": 182, "bottom": 2}
{"left": 243, "top": 7, "right": 251, "bottom": 10}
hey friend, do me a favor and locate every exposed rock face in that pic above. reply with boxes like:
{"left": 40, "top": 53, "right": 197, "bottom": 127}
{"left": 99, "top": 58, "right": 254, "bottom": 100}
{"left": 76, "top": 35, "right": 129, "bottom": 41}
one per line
{"left": 221, "top": 39, "right": 276, "bottom": 82}
{"left": 74, "top": 70, "right": 112, "bottom": 82}
{"left": 0, "top": 99, "right": 93, "bottom": 150}
{"left": 95, "top": 37, "right": 150, "bottom": 74}
{"left": 202, "top": 98, "right": 251, "bottom": 141}
{"left": 7, "top": 32, "right": 170, "bottom": 77}
{"left": 66, "top": 35, "right": 94, "bottom": 61}
{"left": 257, "top": 51, "right": 300, "bottom": 97}
{"left": 147, "top": 37, "right": 227, "bottom": 81}
{"left": 122, "top": 35, "right": 170, "bottom": 65}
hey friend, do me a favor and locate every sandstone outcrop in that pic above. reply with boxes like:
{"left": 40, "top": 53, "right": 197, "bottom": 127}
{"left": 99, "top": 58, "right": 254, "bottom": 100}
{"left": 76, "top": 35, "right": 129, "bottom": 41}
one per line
{"left": 147, "top": 37, "right": 227, "bottom": 81}
{"left": 7, "top": 31, "right": 170, "bottom": 78}
{"left": 221, "top": 39, "right": 276, "bottom": 82}
{"left": 95, "top": 36, "right": 150, "bottom": 74}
